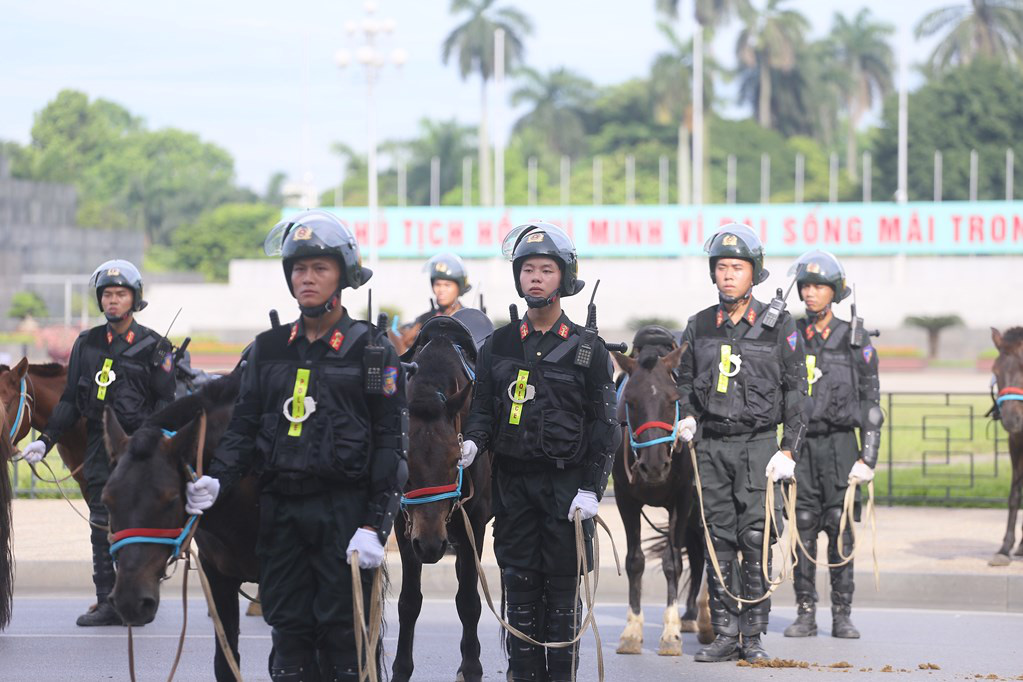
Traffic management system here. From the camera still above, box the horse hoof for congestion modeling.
[658,637,683,656]
[697,627,715,645]
[680,619,698,633]
[989,553,1012,567]
[616,637,643,655]
[246,602,263,617]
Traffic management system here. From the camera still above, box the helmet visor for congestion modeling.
[502,222,575,261]
[264,213,353,257]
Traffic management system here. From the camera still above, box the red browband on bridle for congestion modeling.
[109,527,186,543]
[632,421,676,438]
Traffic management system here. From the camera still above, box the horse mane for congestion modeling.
[1001,327,1023,351]
[146,366,244,434]
[29,363,66,377]
[407,341,460,420]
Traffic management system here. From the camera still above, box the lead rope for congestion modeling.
[458,505,620,681]
[686,441,798,605]
[350,554,383,682]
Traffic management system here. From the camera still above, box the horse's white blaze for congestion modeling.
[651,384,657,396]
[658,602,683,656]
[616,609,644,655]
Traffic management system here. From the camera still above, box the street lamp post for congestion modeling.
[335,1,406,272]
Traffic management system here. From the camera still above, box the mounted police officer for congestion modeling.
[22,260,176,626]
[462,222,619,682]
[676,224,807,662]
[185,210,409,681]
[411,252,471,326]
[784,250,881,640]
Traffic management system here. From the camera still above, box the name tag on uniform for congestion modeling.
[508,370,532,425]
[288,369,312,437]
[806,354,817,396]
[95,358,115,400]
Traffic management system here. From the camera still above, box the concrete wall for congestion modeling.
[142,254,1020,358]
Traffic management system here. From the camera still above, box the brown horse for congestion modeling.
[611,342,712,656]
[101,369,259,682]
[392,331,493,682]
[1,401,15,630]
[0,359,88,496]
[990,327,1023,566]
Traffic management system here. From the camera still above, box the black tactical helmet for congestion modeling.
[423,253,471,296]
[501,221,585,300]
[89,259,147,312]
[264,210,372,293]
[704,223,769,285]
[630,325,677,358]
[789,249,851,302]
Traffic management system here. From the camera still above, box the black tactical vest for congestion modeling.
[488,322,590,468]
[250,321,379,483]
[798,319,860,430]
[690,306,787,435]
[75,326,163,431]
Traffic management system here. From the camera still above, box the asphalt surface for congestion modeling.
[2,597,1021,681]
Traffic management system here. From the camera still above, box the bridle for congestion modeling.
[989,372,1023,421]
[5,376,33,444]
[624,400,680,451]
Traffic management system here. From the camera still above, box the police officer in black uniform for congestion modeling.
[784,250,881,640]
[462,222,619,682]
[676,224,807,662]
[186,210,409,682]
[22,260,176,626]
[410,252,471,327]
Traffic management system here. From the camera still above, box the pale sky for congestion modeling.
[1,0,946,194]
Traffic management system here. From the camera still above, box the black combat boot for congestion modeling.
[544,576,580,682]
[738,529,772,662]
[694,555,741,662]
[831,590,860,639]
[784,596,818,637]
[504,568,546,681]
[77,518,123,627]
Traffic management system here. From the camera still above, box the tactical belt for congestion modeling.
[700,421,775,440]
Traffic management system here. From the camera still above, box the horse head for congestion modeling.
[403,340,473,564]
[102,407,204,626]
[992,327,1023,434]
[614,343,686,487]
[0,359,30,442]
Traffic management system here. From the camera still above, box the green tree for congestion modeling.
[404,118,476,206]
[263,172,288,206]
[735,0,810,130]
[8,292,48,320]
[905,314,964,359]
[872,59,1023,201]
[170,203,278,281]
[511,66,595,158]
[442,0,532,205]
[915,0,1023,72]
[829,9,894,180]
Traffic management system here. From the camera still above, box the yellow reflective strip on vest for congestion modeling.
[508,369,530,425]
[716,345,731,393]
[288,368,312,437]
[806,354,817,396]
[96,358,114,401]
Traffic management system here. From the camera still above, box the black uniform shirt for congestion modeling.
[520,311,574,360]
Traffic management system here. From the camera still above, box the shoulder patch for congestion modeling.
[329,330,344,351]
[557,323,570,339]
[382,366,399,397]
[787,331,798,351]
[862,345,874,363]
[161,353,174,373]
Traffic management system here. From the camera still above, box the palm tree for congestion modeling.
[735,0,810,130]
[915,0,1023,71]
[830,9,894,180]
[442,0,532,206]
[405,118,476,206]
[511,67,594,158]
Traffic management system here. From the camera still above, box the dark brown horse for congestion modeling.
[101,369,259,682]
[0,359,88,496]
[393,333,493,682]
[611,342,712,656]
[990,327,1023,566]
[1,400,15,630]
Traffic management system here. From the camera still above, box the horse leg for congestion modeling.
[615,492,645,655]
[992,446,1023,565]
[392,518,423,682]
[452,515,484,682]
[657,505,684,656]
[204,564,241,682]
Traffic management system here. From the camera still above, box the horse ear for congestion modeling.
[992,328,1003,351]
[613,351,636,375]
[166,412,205,469]
[660,343,686,373]
[103,407,130,464]
[446,382,473,418]
[13,357,28,380]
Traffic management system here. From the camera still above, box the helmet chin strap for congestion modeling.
[807,304,831,323]
[104,311,132,323]
[524,293,558,309]
[298,291,341,318]
[718,286,752,306]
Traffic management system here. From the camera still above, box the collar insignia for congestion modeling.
[329,330,344,351]
[520,322,529,340]
[746,308,757,325]
[557,323,570,339]
[125,330,135,344]
[716,309,724,327]
[288,323,298,345]
[106,331,113,345]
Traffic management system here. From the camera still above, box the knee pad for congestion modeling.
[504,567,542,604]
[544,575,579,607]
[795,510,819,533]
[821,507,844,537]
[737,528,765,554]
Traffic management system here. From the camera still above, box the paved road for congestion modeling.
[2,597,1021,681]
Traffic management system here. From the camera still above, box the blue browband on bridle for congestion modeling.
[625,401,680,450]
[400,465,464,507]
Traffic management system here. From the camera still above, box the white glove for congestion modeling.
[765,451,795,482]
[567,489,599,522]
[677,416,697,443]
[459,439,478,468]
[346,528,386,569]
[849,460,874,484]
[185,475,221,515]
[21,440,47,464]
